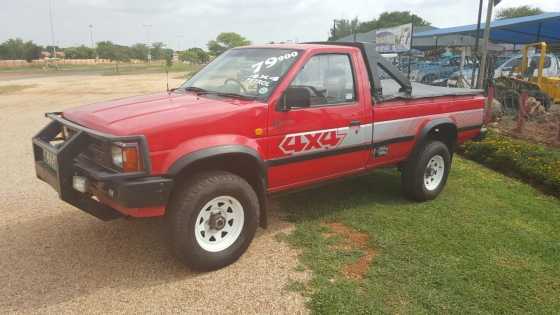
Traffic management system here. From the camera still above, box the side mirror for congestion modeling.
[277,93,291,112]
[278,87,311,111]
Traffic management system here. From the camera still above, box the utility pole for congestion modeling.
[471,0,484,88]
[89,24,98,61]
[176,35,184,51]
[142,24,152,63]
[477,0,495,89]
[88,24,94,48]
[48,0,57,58]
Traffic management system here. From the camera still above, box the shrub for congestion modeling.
[461,131,560,197]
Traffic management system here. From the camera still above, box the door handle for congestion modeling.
[349,120,361,127]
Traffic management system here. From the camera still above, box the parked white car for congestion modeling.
[448,53,560,88]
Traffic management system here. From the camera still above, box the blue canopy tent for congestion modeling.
[414,12,560,44]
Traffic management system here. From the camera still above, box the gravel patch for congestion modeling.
[0,73,309,314]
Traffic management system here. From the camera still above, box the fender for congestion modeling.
[411,117,457,155]
[167,144,267,178]
[167,144,269,228]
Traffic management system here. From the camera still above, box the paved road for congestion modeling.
[0,74,308,314]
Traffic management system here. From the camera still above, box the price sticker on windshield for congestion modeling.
[251,51,299,73]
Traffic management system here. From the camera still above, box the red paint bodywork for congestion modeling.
[63,44,485,217]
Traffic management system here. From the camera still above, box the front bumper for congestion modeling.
[33,113,173,220]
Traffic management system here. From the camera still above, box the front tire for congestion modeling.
[401,140,451,201]
[167,171,259,271]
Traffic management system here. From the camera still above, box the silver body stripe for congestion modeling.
[372,108,483,143]
[277,108,483,157]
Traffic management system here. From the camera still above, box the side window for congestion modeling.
[503,57,521,70]
[289,54,356,107]
[527,56,551,69]
[544,56,551,68]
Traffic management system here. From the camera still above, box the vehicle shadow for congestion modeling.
[272,168,410,221]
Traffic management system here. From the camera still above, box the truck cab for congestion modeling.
[33,42,485,270]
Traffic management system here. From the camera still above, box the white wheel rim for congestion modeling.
[194,196,245,252]
[424,155,445,191]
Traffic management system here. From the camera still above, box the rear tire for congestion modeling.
[167,171,259,271]
[401,140,451,201]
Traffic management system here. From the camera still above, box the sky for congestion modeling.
[1,0,558,50]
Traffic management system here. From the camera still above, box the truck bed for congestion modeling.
[381,79,484,99]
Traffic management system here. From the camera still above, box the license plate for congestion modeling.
[42,149,58,171]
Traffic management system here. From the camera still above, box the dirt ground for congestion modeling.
[0,73,308,314]
[494,103,560,148]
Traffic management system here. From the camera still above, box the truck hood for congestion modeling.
[63,92,257,136]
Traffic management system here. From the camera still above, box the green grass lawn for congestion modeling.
[278,157,560,314]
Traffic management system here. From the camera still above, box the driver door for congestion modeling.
[266,52,370,191]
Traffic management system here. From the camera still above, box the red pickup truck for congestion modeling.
[33,42,485,270]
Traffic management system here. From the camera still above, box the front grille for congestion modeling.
[81,138,117,171]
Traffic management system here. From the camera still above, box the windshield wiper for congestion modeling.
[181,86,257,100]
[182,86,209,94]
[198,91,257,100]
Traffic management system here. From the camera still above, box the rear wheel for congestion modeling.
[401,140,451,201]
[167,171,259,271]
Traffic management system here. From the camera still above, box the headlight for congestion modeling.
[111,145,124,168]
[111,142,142,172]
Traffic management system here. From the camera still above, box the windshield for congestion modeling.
[180,48,301,99]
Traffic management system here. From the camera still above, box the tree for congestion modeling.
[130,43,150,61]
[0,38,43,61]
[329,11,431,41]
[496,5,543,20]
[362,11,430,31]
[63,45,95,59]
[180,47,209,64]
[96,41,131,61]
[96,41,116,60]
[150,42,165,60]
[329,18,360,41]
[162,48,174,67]
[207,32,250,56]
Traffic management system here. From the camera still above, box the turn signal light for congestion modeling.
[111,142,143,172]
[122,146,142,172]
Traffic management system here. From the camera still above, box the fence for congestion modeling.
[0,59,116,68]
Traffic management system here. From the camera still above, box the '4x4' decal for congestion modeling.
[279,128,347,155]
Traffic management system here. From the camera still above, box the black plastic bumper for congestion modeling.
[33,113,173,220]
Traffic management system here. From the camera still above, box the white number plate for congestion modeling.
[42,149,58,171]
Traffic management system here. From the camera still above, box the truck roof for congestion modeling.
[236,43,358,51]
